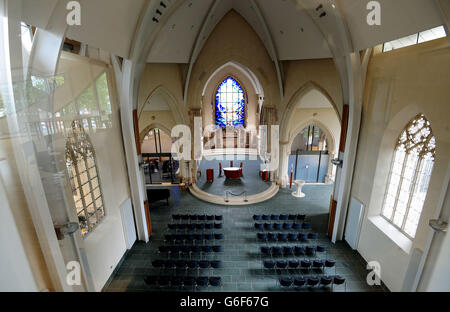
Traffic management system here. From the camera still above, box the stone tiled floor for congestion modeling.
[104,184,388,292]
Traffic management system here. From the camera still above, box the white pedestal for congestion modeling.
[292,180,306,198]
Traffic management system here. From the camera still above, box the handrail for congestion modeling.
[224,190,248,203]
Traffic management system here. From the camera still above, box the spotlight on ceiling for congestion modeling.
[319,12,327,18]
[156,9,162,15]
[152,17,159,23]
[316,4,323,11]
[160,2,167,8]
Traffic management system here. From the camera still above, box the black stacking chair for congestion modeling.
[214,223,223,229]
[190,245,202,258]
[257,232,268,241]
[320,276,333,290]
[189,215,198,222]
[302,222,312,231]
[198,261,210,274]
[268,232,277,241]
[294,276,306,287]
[164,234,175,244]
[152,259,164,269]
[172,214,181,222]
[183,277,196,290]
[169,246,181,258]
[271,246,282,257]
[207,215,215,221]
[264,223,273,231]
[185,234,194,243]
[307,232,319,242]
[174,235,184,245]
[263,260,276,270]
[204,233,214,243]
[325,260,336,275]
[181,215,190,221]
[276,260,288,270]
[298,233,308,242]
[283,246,294,256]
[283,222,293,230]
[209,277,222,288]
[168,224,177,230]
[294,246,305,256]
[181,245,191,256]
[159,276,170,287]
[300,260,312,273]
[293,223,302,230]
[196,223,205,231]
[144,275,158,286]
[178,224,187,232]
[253,215,262,221]
[271,214,279,220]
[288,260,300,269]
[201,245,212,255]
[187,260,199,271]
[210,260,222,274]
[205,223,214,230]
[187,223,196,231]
[212,245,223,254]
[196,276,209,290]
[198,214,206,221]
[279,214,289,221]
[261,246,271,257]
[297,214,306,221]
[214,233,224,240]
[313,259,325,272]
[273,223,282,230]
[175,260,187,271]
[279,277,293,288]
[158,246,169,255]
[278,233,288,242]
[194,233,203,243]
[306,246,316,257]
[215,215,223,221]
[288,233,298,241]
[262,214,270,221]
[288,214,297,221]
[316,245,326,254]
[255,223,264,230]
[332,276,346,292]
[307,276,320,288]
[164,260,175,270]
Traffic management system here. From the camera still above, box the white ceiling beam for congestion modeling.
[249,0,284,104]
[183,0,222,106]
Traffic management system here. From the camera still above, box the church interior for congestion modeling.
[0,0,449,295]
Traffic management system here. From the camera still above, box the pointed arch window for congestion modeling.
[381,114,435,239]
[66,121,105,237]
[215,76,246,127]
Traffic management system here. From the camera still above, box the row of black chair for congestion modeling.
[261,245,326,257]
[253,214,306,221]
[173,214,223,221]
[257,232,318,242]
[152,259,223,270]
[164,233,224,244]
[254,222,312,231]
[279,275,346,291]
[263,259,336,272]
[168,223,223,230]
[159,245,223,254]
[144,275,222,288]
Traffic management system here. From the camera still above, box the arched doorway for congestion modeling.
[141,128,179,185]
[288,124,334,183]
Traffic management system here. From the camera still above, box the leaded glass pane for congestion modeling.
[215,77,245,127]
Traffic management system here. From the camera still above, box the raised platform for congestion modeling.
[189,182,279,206]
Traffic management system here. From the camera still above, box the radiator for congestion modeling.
[119,198,136,249]
[344,197,365,249]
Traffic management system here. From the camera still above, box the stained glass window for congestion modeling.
[215,76,245,127]
[381,114,435,239]
[66,120,105,237]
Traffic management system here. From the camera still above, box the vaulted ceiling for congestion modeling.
[21,0,445,62]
